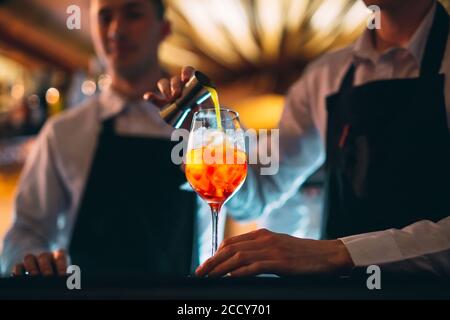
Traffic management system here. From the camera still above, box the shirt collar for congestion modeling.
[352,2,437,66]
[98,85,161,120]
[98,85,128,120]
[97,84,172,135]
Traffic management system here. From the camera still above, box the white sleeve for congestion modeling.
[341,216,450,276]
[226,74,325,221]
[1,120,69,275]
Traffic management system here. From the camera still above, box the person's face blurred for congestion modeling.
[90,0,169,79]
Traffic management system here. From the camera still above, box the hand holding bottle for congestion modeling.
[143,66,195,107]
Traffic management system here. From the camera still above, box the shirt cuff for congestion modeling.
[340,230,404,267]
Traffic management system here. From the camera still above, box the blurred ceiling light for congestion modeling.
[46,88,60,105]
[11,83,25,100]
[255,0,284,62]
[172,0,243,67]
[81,80,97,96]
[162,0,370,81]
[159,42,202,68]
[209,0,260,63]
[285,0,309,32]
[342,0,370,33]
[311,0,346,32]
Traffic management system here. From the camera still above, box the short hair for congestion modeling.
[90,0,166,20]
[151,0,165,20]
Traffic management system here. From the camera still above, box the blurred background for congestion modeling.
[1,0,449,252]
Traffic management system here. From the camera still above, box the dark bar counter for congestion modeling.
[1,272,449,300]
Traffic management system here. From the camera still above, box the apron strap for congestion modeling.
[102,118,115,135]
[337,64,356,94]
[420,2,449,76]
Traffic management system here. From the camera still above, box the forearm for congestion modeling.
[340,217,450,276]
[2,120,69,275]
[227,128,324,221]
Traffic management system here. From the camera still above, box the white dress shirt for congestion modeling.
[0,87,225,275]
[228,3,450,276]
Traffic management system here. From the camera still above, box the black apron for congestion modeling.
[69,116,197,276]
[323,3,450,239]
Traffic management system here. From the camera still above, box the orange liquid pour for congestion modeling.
[185,146,247,206]
[205,86,222,130]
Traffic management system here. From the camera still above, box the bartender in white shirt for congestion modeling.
[191,0,450,277]
[1,0,219,277]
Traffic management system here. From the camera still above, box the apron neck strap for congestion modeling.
[338,64,356,94]
[420,2,449,76]
[102,117,117,136]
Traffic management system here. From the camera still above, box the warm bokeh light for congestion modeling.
[97,74,112,92]
[0,171,19,253]
[10,83,25,100]
[81,80,97,96]
[45,87,60,105]
[233,94,285,129]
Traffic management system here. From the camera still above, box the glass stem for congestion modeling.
[210,205,221,256]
